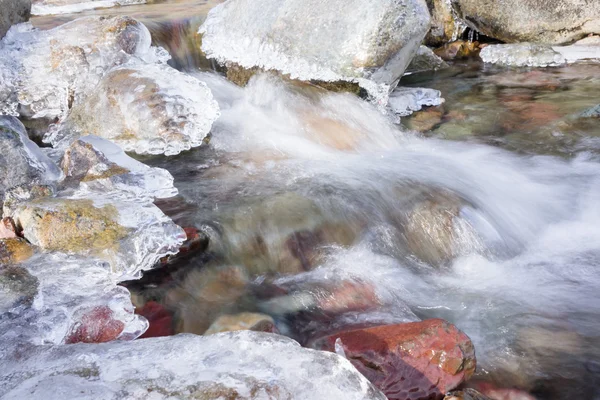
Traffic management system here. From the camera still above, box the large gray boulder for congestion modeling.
[200,0,431,103]
[453,0,600,44]
[0,0,31,39]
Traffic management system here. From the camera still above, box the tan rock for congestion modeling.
[204,312,274,335]
[0,238,34,264]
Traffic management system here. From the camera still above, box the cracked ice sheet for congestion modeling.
[32,0,147,16]
[0,331,387,400]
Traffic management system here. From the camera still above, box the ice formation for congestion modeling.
[0,331,386,399]
[62,136,178,200]
[47,64,220,156]
[32,0,146,16]
[200,0,431,105]
[388,87,444,116]
[480,42,600,67]
[0,17,152,121]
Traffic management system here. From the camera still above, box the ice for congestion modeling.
[32,0,146,16]
[388,86,444,116]
[0,331,386,399]
[0,253,147,346]
[46,63,220,156]
[480,42,600,67]
[0,17,152,121]
[65,136,178,201]
[0,116,62,202]
[199,0,430,105]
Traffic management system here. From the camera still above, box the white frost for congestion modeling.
[32,0,146,16]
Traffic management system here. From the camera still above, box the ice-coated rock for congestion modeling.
[480,43,566,67]
[0,16,152,122]
[48,64,220,156]
[60,136,177,200]
[405,45,449,74]
[0,331,387,399]
[32,0,145,16]
[200,0,431,104]
[0,265,38,312]
[452,0,600,45]
[0,0,31,39]
[0,116,61,206]
[0,253,147,346]
[480,43,600,67]
[389,87,444,116]
[10,196,185,278]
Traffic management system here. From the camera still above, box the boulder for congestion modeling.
[453,0,600,45]
[204,312,275,335]
[200,0,431,103]
[49,64,219,156]
[314,319,476,400]
[0,117,60,207]
[0,0,31,39]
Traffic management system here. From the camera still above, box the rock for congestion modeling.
[1,331,387,399]
[31,0,145,16]
[159,226,209,265]
[0,16,153,123]
[200,0,431,103]
[314,319,476,400]
[0,217,17,239]
[136,301,174,338]
[452,0,600,45]
[406,46,449,74]
[473,383,537,400]
[0,0,31,39]
[445,389,493,400]
[0,116,61,206]
[12,198,128,254]
[65,305,126,344]
[0,238,34,265]
[166,265,249,335]
[434,40,479,61]
[425,0,463,46]
[59,136,177,200]
[204,312,275,335]
[389,87,444,117]
[0,265,38,311]
[2,184,54,219]
[49,64,219,156]
[404,108,444,132]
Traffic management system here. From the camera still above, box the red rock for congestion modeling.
[315,319,476,400]
[136,301,174,338]
[65,306,125,344]
[474,383,537,400]
[0,217,17,239]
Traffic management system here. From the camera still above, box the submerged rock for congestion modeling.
[314,319,476,400]
[1,331,387,399]
[0,16,152,122]
[200,0,431,104]
[204,312,275,335]
[452,0,600,45]
[0,0,31,39]
[64,305,125,344]
[136,301,174,338]
[49,64,219,156]
[0,116,61,206]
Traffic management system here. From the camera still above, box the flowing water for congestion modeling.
[33,3,600,399]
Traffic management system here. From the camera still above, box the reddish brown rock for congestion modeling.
[315,319,476,400]
[0,217,17,239]
[136,301,174,339]
[65,306,125,344]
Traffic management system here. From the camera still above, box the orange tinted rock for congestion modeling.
[315,319,476,400]
[65,306,125,344]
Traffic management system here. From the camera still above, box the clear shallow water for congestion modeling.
[36,3,600,399]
